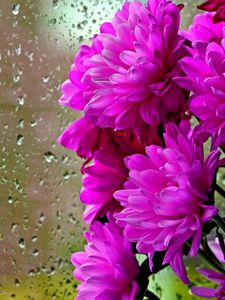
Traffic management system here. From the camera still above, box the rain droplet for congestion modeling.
[63,170,70,180]
[32,249,39,257]
[30,120,37,127]
[8,195,14,204]
[52,0,59,9]
[15,45,22,56]
[39,212,46,222]
[19,119,24,128]
[17,95,24,105]
[12,4,20,15]
[15,278,20,287]
[42,75,50,83]
[18,237,25,249]
[11,223,19,233]
[44,151,56,163]
[17,134,24,145]
[31,235,38,242]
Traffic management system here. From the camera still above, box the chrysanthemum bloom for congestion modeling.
[198,0,225,23]
[81,146,128,223]
[114,123,221,283]
[57,116,106,159]
[71,219,139,300]
[80,125,163,223]
[59,0,189,131]
[182,12,225,43]
[192,268,225,299]
[176,38,225,147]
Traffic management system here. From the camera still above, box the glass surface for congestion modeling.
[0,0,216,299]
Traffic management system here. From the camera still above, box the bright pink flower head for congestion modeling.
[57,116,106,159]
[192,268,225,299]
[81,146,128,224]
[80,125,163,223]
[71,219,139,300]
[198,0,225,23]
[114,123,221,284]
[176,37,225,147]
[59,0,189,130]
[182,12,225,43]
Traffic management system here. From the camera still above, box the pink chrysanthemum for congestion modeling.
[114,123,221,283]
[198,0,225,23]
[80,125,163,223]
[182,12,225,43]
[176,37,225,147]
[81,146,128,224]
[59,0,189,130]
[71,219,139,300]
[192,268,225,299]
[57,116,106,159]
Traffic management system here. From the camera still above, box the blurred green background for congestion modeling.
[0,0,216,299]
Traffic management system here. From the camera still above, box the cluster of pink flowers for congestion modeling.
[58,0,225,299]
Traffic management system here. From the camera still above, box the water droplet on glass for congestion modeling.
[15,278,20,287]
[18,237,25,249]
[8,195,14,204]
[19,119,24,128]
[17,134,24,145]
[42,75,50,83]
[32,249,39,257]
[63,170,70,180]
[12,4,20,15]
[17,95,24,105]
[44,151,56,163]
[30,120,37,127]
[11,223,19,233]
[15,45,22,56]
[31,236,38,242]
[53,0,59,9]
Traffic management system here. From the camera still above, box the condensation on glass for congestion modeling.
[0,0,221,299]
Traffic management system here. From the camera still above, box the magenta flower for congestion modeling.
[57,116,106,159]
[80,125,163,223]
[192,268,225,299]
[71,219,139,300]
[59,0,189,130]
[182,12,225,44]
[81,146,128,224]
[198,0,225,23]
[176,38,225,147]
[114,123,221,283]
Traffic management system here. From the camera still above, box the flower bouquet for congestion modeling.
[58,0,225,298]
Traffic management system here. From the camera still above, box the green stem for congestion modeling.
[198,247,225,274]
[215,184,225,198]
[213,215,225,235]
[186,240,225,274]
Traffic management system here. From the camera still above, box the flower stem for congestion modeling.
[215,184,225,198]
[186,240,225,274]
[213,215,225,235]
[198,247,225,274]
